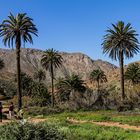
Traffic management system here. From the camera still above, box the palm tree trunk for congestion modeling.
[119,51,125,100]
[51,62,54,107]
[16,32,22,110]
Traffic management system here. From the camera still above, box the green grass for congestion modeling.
[64,123,140,140]
[40,110,140,126]
[34,111,140,140]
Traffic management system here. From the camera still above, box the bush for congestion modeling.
[117,104,134,112]
[11,95,50,108]
[0,122,65,140]
[11,96,33,108]
[0,79,16,98]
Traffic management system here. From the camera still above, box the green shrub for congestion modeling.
[0,122,65,140]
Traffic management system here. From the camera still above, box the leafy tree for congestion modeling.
[90,68,107,94]
[34,69,46,83]
[41,48,63,107]
[0,80,16,98]
[56,74,86,101]
[102,21,139,100]
[14,73,50,106]
[125,63,140,85]
[31,82,51,106]
[0,13,38,110]
[20,73,33,95]
[15,72,33,96]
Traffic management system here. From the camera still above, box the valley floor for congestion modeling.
[1,110,140,139]
[31,111,140,140]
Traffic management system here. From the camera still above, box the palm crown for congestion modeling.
[41,48,63,73]
[56,74,86,101]
[102,21,139,60]
[0,13,38,47]
[34,69,46,82]
[56,74,86,93]
[125,63,140,84]
[90,68,107,94]
[90,69,107,83]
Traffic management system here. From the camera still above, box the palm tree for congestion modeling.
[41,48,63,107]
[0,13,38,110]
[34,69,46,83]
[90,68,107,94]
[102,21,139,100]
[56,74,86,101]
[125,63,140,85]
[0,59,4,70]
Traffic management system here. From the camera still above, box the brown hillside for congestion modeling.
[0,48,118,83]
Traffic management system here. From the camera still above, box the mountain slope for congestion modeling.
[0,48,118,82]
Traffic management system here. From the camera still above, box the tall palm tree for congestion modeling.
[0,13,38,110]
[41,48,63,107]
[90,68,107,94]
[102,21,139,100]
[34,69,46,83]
[0,59,4,70]
[56,74,86,101]
[125,63,140,85]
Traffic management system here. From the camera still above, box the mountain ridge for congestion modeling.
[0,48,118,82]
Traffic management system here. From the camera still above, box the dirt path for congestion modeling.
[28,118,47,123]
[67,118,140,131]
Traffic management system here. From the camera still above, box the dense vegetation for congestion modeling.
[0,122,65,140]
[0,14,140,111]
[0,13,140,140]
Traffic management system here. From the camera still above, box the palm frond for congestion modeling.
[102,21,140,60]
[0,12,38,48]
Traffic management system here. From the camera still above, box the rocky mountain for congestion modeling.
[0,48,118,82]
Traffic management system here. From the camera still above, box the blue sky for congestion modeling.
[0,0,140,66]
